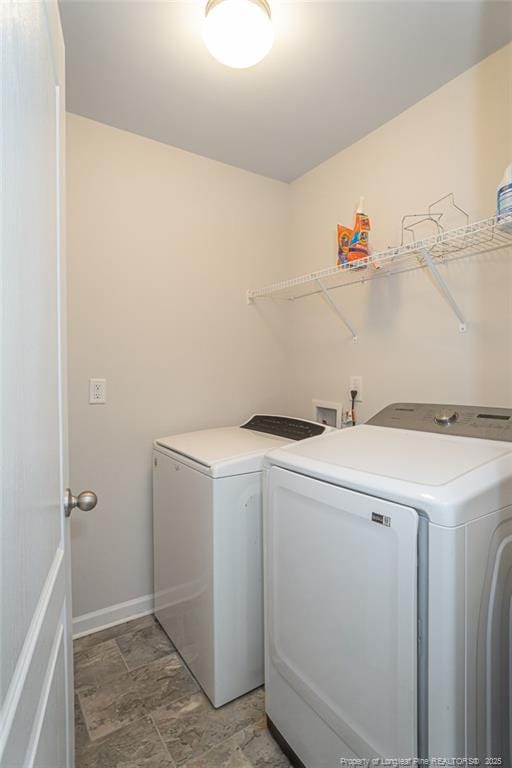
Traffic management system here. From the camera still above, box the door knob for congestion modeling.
[64,488,98,517]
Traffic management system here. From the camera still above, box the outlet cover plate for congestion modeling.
[89,378,106,404]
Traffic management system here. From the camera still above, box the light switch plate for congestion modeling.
[89,378,106,404]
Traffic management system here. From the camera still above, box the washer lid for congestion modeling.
[265,425,512,526]
[155,415,328,477]
[155,427,285,475]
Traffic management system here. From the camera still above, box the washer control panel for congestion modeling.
[367,402,512,442]
[241,414,326,441]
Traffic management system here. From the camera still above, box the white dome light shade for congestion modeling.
[203,0,274,69]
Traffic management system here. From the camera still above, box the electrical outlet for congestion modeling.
[89,378,106,404]
[349,376,363,402]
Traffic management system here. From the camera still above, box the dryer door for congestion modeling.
[265,466,419,762]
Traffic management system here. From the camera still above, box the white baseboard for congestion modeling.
[72,593,154,639]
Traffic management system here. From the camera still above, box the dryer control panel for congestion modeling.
[367,402,512,442]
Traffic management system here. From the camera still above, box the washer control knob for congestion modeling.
[434,411,458,427]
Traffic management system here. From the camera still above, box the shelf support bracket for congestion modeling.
[419,247,467,333]
[316,279,357,341]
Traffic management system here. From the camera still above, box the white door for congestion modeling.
[1,3,75,766]
[265,466,419,761]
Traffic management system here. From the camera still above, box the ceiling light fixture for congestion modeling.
[203,0,274,69]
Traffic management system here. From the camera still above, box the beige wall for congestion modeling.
[68,43,512,623]
[284,42,512,425]
[67,114,291,620]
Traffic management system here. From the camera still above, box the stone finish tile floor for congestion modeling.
[75,616,290,768]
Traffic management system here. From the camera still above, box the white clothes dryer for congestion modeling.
[264,402,512,767]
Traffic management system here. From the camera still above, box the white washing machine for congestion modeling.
[264,402,512,767]
[153,414,329,708]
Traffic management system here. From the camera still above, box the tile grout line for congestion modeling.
[115,643,179,675]
[73,616,162,664]
[149,713,177,768]
[159,699,266,768]
[73,618,276,766]
[76,713,163,760]
[74,615,157,654]
[73,639,132,695]
[127,650,180,676]
[82,686,141,743]
[178,722,255,768]
[75,691,96,747]
[150,687,205,726]
[72,617,173,758]
[74,654,197,745]
[114,636,132,672]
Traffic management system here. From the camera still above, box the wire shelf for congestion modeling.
[247,214,512,303]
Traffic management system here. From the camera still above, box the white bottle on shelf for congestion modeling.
[497,163,512,226]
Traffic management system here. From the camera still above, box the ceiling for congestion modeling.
[61,0,512,182]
